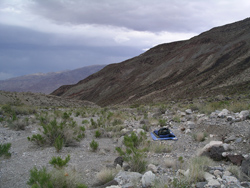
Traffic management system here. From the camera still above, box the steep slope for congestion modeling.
[0,65,106,94]
[52,18,250,106]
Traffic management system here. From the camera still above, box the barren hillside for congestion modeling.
[52,18,250,106]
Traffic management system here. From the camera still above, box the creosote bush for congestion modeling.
[0,143,11,158]
[49,155,70,168]
[116,132,147,173]
[90,139,99,152]
[27,155,87,188]
[28,115,86,151]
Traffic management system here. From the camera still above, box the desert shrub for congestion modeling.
[27,157,87,188]
[62,112,71,120]
[96,168,117,185]
[90,118,98,129]
[0,143,11,158]
[227,165,242,180]
[116,132,147,173]
[112,118,123,126]
[95,130,101,138]
[27,134,46,146]
[228,101,250,113]
[152,143,172,153]
[49,155,70,169]
[171,177,191,188]
[173,115,181,123]
[54,136,64,152]
[158,119,167,127]
[193,132,207,142]
[1,104,12,114]
[164,158,176,168]
[51,168,87,188]
[90,139,99,152]
[28,118,86,150]
[187,156,213,183]
[82,119,89,124]
[8,118,29,130]
[27,166,54,188]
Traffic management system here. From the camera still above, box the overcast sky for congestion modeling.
[0,0,249,80]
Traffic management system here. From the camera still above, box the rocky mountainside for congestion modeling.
[52,18,250,106]
[0,65,106,94]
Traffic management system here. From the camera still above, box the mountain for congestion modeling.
[0,65,106,94]
[52,18,250,106]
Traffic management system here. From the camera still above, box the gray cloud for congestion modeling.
[30,0,250,33]
[0,0,249,80]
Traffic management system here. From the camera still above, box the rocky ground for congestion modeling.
[0,92,250,188]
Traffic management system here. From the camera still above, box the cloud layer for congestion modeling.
[0,0,249,79]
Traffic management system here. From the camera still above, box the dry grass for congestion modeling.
[187,156,214,183]
[164,158,176,168]
[193,132,207,142]
[227,165,242,180]
[96,168,117,185]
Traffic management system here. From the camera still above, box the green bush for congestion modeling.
[116,132,147,173]
[0,143,11,158]
[27,166,54,188]
[95,130,101,138]
[28,118,86,150]
[49,155,70,169]
[90,139,99,152]
[158,119,167,127]
[54,136,64,152]
[27,134,46,146]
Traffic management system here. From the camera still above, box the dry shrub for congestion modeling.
[51,168,86,188]
[164,158,176,168]
[227,165,242,180]
[187,156,214,183]
[193,132,207,142]
[96,168,117,185]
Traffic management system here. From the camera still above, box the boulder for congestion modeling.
[241,157,250,176]
[199,141,223,155]
[202,146,226,161]
[114,171,142,188]
[141,171,156,188]
[227,154,244,166]
[239,110,249,120]
[186,121,196,129]
[218,109,230,118]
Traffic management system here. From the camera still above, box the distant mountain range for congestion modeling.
[0,65,106,94]
[52,18,250,106]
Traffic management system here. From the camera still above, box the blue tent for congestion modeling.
[151,127,177,141]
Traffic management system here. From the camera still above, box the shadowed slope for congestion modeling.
[52,18,250,106]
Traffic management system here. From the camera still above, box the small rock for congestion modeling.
[196,182,207,188]
[214,170,222,177]
[114,156,124,167]
[185,109,193,114]
[224,135,237,143]
[222,175,240,185]
[241,157,250,176]
[148,164,157,174]
[207,179,221,187]
[227,154,244,166]
[204,172,215,181]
